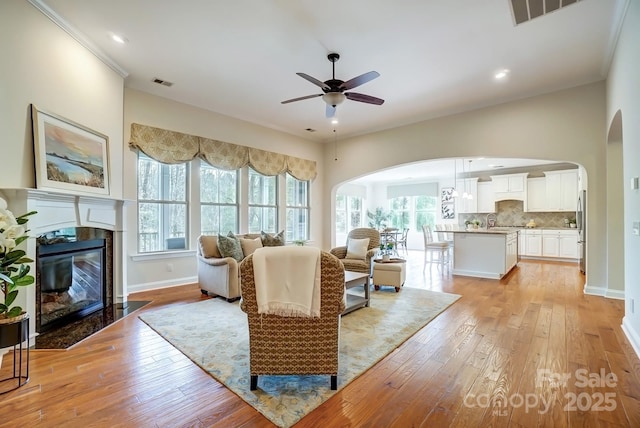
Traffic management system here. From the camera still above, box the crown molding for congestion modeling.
[600,0,630,77]
[27,0,129,78]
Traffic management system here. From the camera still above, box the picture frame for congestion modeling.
[31,105,110,196]
[441,187,455,219]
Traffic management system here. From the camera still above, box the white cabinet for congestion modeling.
[544,170,578,212]
[542,232,559,257]
[558,231,579,259]
[518,231,524,256]
[455,178,478,213]
[492,174,525,193]
[505,232,518,272]
[522,229,542,257]
[520,229,578,259]
[476,181,495,213]
[541,229,579,259]
[526,178,547,212]
[491,173,528,206]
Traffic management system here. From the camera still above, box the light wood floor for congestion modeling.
[1,251,639,427]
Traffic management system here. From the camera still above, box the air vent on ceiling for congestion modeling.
[152,77,173,87]
[305,128,316,132]
[510,0,580,25]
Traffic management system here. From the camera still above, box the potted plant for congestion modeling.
[0,197,36,323]
[367,207,390,230]
[379,241,394,261]
[569,217,577,228]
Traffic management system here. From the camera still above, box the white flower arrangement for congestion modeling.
[0,197,36,319]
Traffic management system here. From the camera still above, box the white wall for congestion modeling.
[324,82,609,293]
[607,0,640,356]
[0,1,125,320]
[0,0,124,194]
[123,89,324,291]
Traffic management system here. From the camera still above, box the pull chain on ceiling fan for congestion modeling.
[281,53,384,118]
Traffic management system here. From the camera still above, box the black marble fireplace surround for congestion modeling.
[35,227,114,348]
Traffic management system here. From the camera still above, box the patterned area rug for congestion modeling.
[139,287,460,427]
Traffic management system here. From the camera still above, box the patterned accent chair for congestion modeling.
[240,251,346,390]
[330,228,381,274]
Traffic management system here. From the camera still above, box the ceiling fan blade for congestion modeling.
[340,71,380,91]
[345,92,385,105]
[297,73,331,90]
[281,93,323,104]
[326,104,336,118]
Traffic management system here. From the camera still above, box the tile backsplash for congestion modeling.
[459,200,576,228]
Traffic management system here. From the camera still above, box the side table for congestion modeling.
[0,315,30,394]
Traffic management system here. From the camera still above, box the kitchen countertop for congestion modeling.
[450,228,521,234]
[450,227,578,234]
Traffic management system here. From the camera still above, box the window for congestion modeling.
[285,173,309,241]
[415,195,437,230]
[336,195,363,234]
[389,197,410,229]
[200,163,238,235]
[248,168,277,233]
[137,153,187,252]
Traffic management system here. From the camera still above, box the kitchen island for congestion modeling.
[450,228,520,279]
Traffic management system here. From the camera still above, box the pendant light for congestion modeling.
[462,159,469,199]
[451,159,459,198]
[466,160,473,200]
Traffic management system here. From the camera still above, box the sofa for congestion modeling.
[197,231,284,301]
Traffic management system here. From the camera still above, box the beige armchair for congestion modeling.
[330,227,380,274]
[240,250,346,390]
[197,234,262,301]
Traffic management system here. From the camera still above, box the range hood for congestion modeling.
[494,194,525,202]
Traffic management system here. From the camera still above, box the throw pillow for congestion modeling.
[199,235,221,258]
[217,232,244,262]
[240,236,263,257]
[261,230,285,247]
[346,237,370,260]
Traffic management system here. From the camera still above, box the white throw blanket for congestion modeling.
[252,246,321,317]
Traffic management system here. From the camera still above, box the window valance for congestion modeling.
[129,123,317,180]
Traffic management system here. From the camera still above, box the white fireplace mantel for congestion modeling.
[0,188,131,339]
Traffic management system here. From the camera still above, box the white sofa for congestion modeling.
[197,233,263,301]
[197,231,285,302]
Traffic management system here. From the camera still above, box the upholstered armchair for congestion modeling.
[197,233,263,301]
[239,250,346,390]
[330,227,381,274]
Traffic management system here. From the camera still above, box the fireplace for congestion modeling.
[35,227,114,334]
[0,188,128,340]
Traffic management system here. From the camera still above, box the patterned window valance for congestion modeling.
[129,123,317,180]
[129,123,199,164]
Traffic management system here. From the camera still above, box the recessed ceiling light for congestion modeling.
[331,119,339,125]
[494,69,510,80]
[111,33,128,44]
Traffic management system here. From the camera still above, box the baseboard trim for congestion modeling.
[622,316,640,360]
[605,289,625,300]
[584,283,607,296]
[127,276,198,294]
[583,283,625,300]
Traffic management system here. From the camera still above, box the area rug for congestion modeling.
[139,287,460,427]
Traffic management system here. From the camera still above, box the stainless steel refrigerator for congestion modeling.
[577,190,586,274]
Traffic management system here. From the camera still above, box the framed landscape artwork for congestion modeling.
[31,105,110,195]
[441,187,455,219]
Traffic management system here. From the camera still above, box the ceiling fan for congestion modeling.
[281,53,384,118]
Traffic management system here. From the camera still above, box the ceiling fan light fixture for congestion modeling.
[322,92,346,106]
